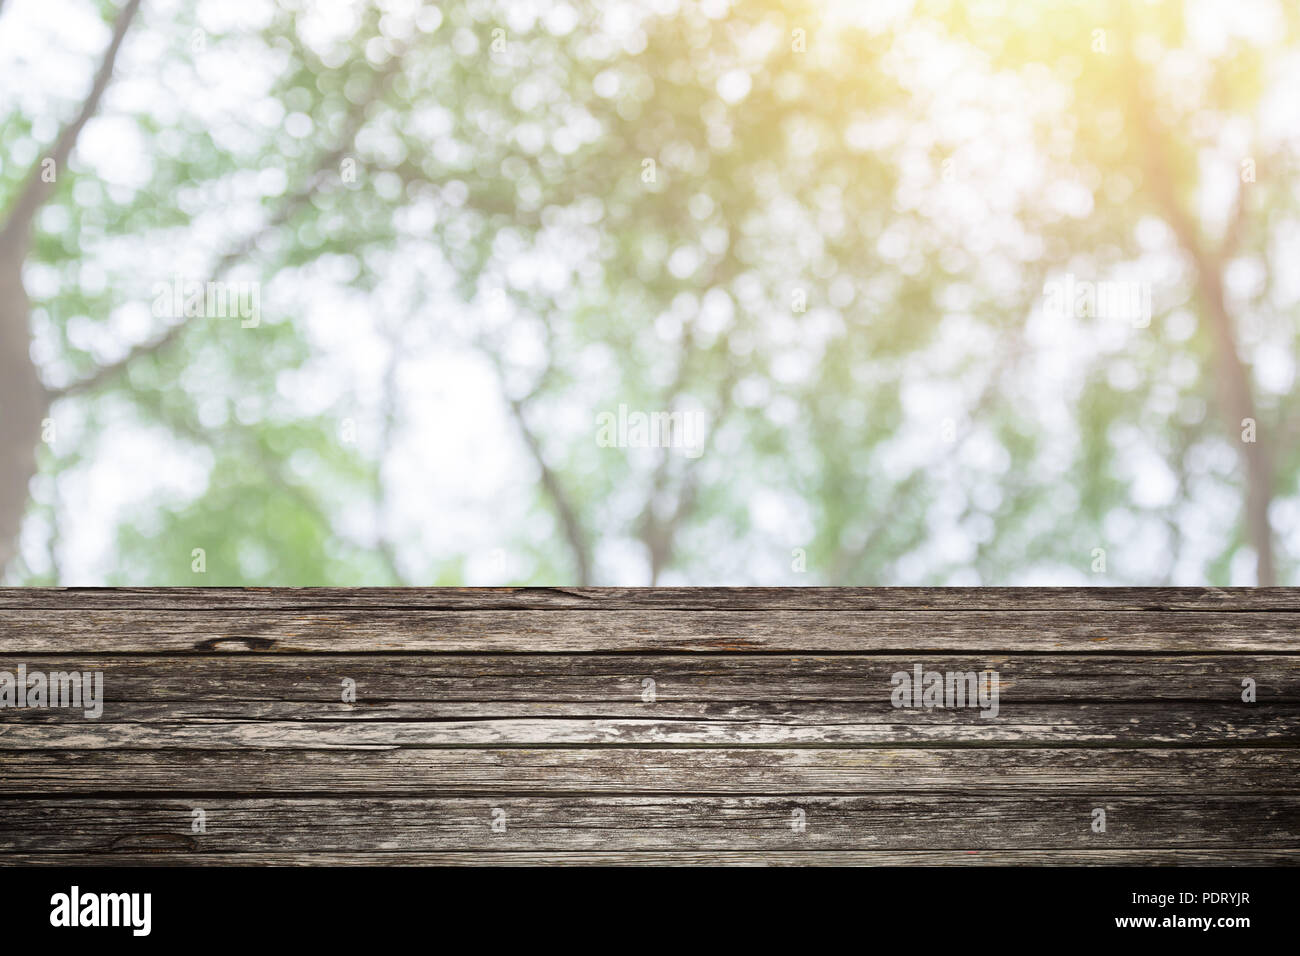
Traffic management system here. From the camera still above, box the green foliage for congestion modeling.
[3,0,1296,585]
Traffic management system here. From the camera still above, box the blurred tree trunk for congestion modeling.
[1118,16,1278,586]
[0,237,44,577]
[0,0,142,578]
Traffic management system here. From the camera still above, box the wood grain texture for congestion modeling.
[3,609,1300,652]
[5,653,1297,699]
[4,654,1294,744]
[4,748,1298,793]
[1,588,1297,866]
[4,706,1296,745]
[8,850,1297,866]
[2,797,1297,851]
[2,586,1297,610]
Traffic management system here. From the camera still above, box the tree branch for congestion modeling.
[49,50,403,402]
[504,390,593,586]
[830,316,1030,585]
[1124,73,1276,585]
[50,182,312,400]
[0,0,144,247]
[373,321,407,585]
[1221,175,1250,262]
[480,342,593,584]
[637,330,737,585]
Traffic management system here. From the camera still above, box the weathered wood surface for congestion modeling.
[2,586,1297,610]
[5,609,1300,651]
[6,748,1300,792]
[1,588,1297,866]
[4,797,1300,851]
[4,654,1296,744]
[7,850,1297,866]
[5,706,1297,744]
[5,654,1298,700]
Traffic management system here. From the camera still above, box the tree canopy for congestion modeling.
[1,0,1297,586]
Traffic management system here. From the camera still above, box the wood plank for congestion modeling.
[2,748,1295,794]
[5,654,1296,701]
[1,796,1295,851]
[3,586,1298,611]
[6,849,1294,866]
[4,609,1300,652]
[3,588,1296,868]
[5,654,1292,743]
[5,704,1297,745]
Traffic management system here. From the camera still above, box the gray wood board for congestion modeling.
[1,588,1297,865]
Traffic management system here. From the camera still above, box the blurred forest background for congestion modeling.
[1,0,1297,586]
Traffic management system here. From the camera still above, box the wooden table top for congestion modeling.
[2,587,1297,866]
